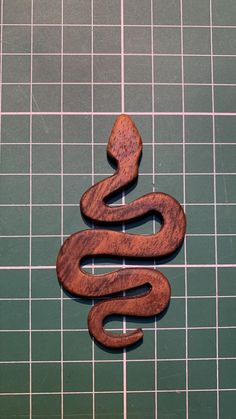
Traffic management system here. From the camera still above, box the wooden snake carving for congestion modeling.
[56,114,186,349]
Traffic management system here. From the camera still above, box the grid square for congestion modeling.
[0,176,29,204]
[63,331,92,361]
[189,360,216,389]
[63,298,92,329]
[33,27,61,53]
[31,269,60,298]
[186,175,214,203]
[64,27,91,53]
[219,329,236,358]
[126,330,155,360]
[0,396,29,418]
[31,237,60,266]
[94,55,121,83]
[32,206,61,235]
[0,270,29,299]
[156,174,183,203]
[33,55,61,83]
[215,115,236,143]
[0,144,29,175]
[32,363,61,392]
[183,0,210,25]
[64,362,92,392]
[187,267,216,296]
[63,206,86,235]
[32,332,61,361]
[218,236,236,264]
[186,144,213,173]
[187,236,215,264]
[155,86,182,112]
[186,205,214,234]
[0,364,29,393]
[94,27,120,53]
[63,85,91,112]
[32,395,61,418]
[3,0,31,23]
[3,26,31,53]
[31,300,61,330]
[213,0,236,25]
[32,115,61,142]
[189,392,217,419]
[188,329,216,358]
[3,55,31,83]
[0,332,29,361]
[32,175,61,204]
[1,115,30,143]
[213,28,236,55]
[155,116,183,143]
[95,394,123,419]
[127,361,155,391]
[125,85,152,113]
[217,206,236,234]
[0,206,29,235]
[188,297,216,327]
[95,362,123,391]
[154,0,180,25]
[157,361,186,390]
[94,0,120,24]
[32,144,61,173]
[214,57,236,85]
[124,0,151,24]
[185,86,212,113]
[218,267,236,296]
[216,175,236,203]
[64,145,92,173]
[220,392,236,419]
[63,0,91,24]
[32,84,61,112]
[2,85,30,112]
[63,115,91,142]
[216,145,236,173]
[219,360,236,389]
[183,28,210,54]
[185,116,213,143]
[184,56,211,84]
[124,56,152,83]
[33,0,61,23]
[0,238,29,267]
[94,85,121,112]
[63,175,91,204]
[155,144,183,173]
[153,27,181,54]
[124,27,151,54]
[157,330,185,359]
[157,393,186,419]
[219,297,236,326]
[64,394,92,418]
[63,55,91,82]
[157,299,185,328]
[154,56,181,83]
[0,301,29,330]
[215,86,236,113]
[127,393,155,419]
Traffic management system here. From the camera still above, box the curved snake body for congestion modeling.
[56,115,186,348]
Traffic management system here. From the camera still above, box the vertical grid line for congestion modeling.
[180,1,188,418]
[121,1,127,418]
[91,1,95,418]
[150,1,158,418]
[29,0,34,417]
[209,2,219,417]
[60,1,64,417]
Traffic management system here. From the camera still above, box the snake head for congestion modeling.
[107,114,142,166]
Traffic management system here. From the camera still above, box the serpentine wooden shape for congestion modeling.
[56,114,186,349]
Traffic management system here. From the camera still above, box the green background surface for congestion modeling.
[0,0,236,418]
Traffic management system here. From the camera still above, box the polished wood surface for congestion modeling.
[57,114,186,348]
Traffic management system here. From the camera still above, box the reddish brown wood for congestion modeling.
[56,114,186,349]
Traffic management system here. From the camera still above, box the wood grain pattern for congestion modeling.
[56,114,186,348]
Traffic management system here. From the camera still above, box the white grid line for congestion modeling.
[29,1,33,417]
[210,2,220,418]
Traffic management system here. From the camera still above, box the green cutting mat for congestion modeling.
[0,0,236,418]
